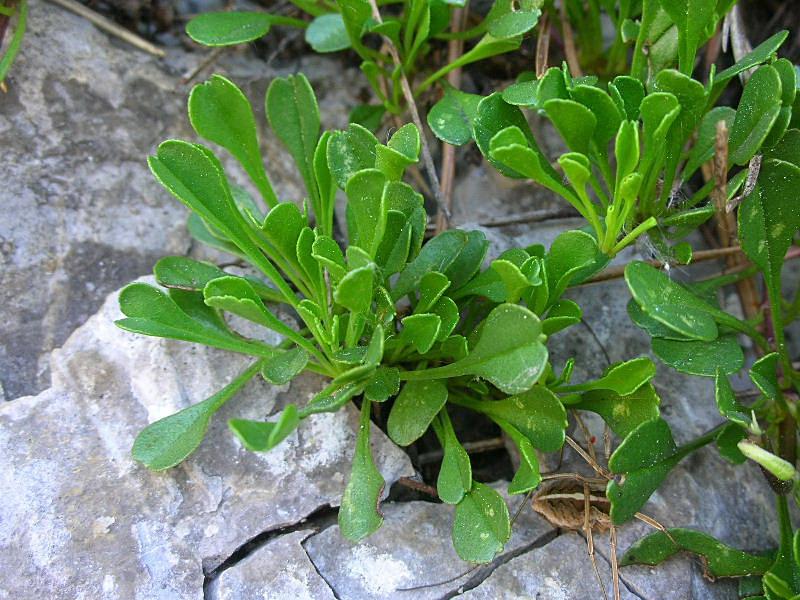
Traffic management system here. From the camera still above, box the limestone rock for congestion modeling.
[206,530,336,600]
[460,533,638,599]
[304,490,556,599]
[0,0,366,399]
[0,284,413,598]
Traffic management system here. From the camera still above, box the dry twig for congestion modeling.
[45,0,165,57]
[435,5,469,233]
[535,11,551,78]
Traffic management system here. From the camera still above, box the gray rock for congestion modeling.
[460,533,638,599]
[207,530,336,600]
[0,0,191,399]
[0,283,413,599]
[0,0,367,400]
[303,489,556,599]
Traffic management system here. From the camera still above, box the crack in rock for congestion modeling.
[302,487,558,600]
[203,504,339,584]
[442,528,561,599]
[204,529,339,600]
[0,282,412,599]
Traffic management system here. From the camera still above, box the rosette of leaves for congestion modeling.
[184,0,541,125]
[428,31,793,266]
[117,70,676,563]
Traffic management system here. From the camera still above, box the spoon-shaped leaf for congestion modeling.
[546,230,607,300]
[262,202,307,267]
[148,140,293,301]
[189,75,276,207]
[543,99,597,154]
[609,75,645,120]
[621,528,773,577]
[132,360,262,469]
[541,299,582,336]
[305,13,351,52]
[739,158,800,301]
[116,283,276,357]
[495,419,542,495]
[364,367,400,403]
[474,92,539,178]
[399,314,442,354]
[452,482,511,562]
[433,412,472,504]
[559,357,656,396]
[572,383,661,439]
[387,380,448,446]
[729,65,783,165]
[625,261,720,341]
[393,230,469,299]
[203,276,305,347]
[345,169,387,255]
[339,400,385,541]
[427,83,482,146]
[486,0,540,38]
[334,266,374,314]
[652,336,744,376]
[607,417,694,524]
[417,271,451,313]
[712,30,788,95]
[571,84,623,147]
[442,230,489,291]
[186,12,273,46]
[459,386,567,452]
[402,304,548,395]
[327,123,379,189]
[154,256,284,304]
[266,74,321,204]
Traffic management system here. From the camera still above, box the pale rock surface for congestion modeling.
[460,533,638,600]
[304,491,556,599]
[0,284,412,598]
[206,530,336,600]
[0,0,365,399]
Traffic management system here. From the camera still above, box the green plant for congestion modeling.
[118,70,679,563]
[426,2,800,593]
[116,0,800,592]
[430,30,795,260]
[183,0,542,124]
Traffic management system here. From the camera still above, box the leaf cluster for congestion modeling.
[118,0,800,589]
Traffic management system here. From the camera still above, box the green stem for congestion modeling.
[210,359,264,411]
[268,15,310,28]
[777,494,794,562]
[0,0,27,83]
[433,22,486,41]
[767,284,794,383]
[695,265,760,291]
[399,363,463,382]
[676,422,725,457]
[610,217,658,255]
